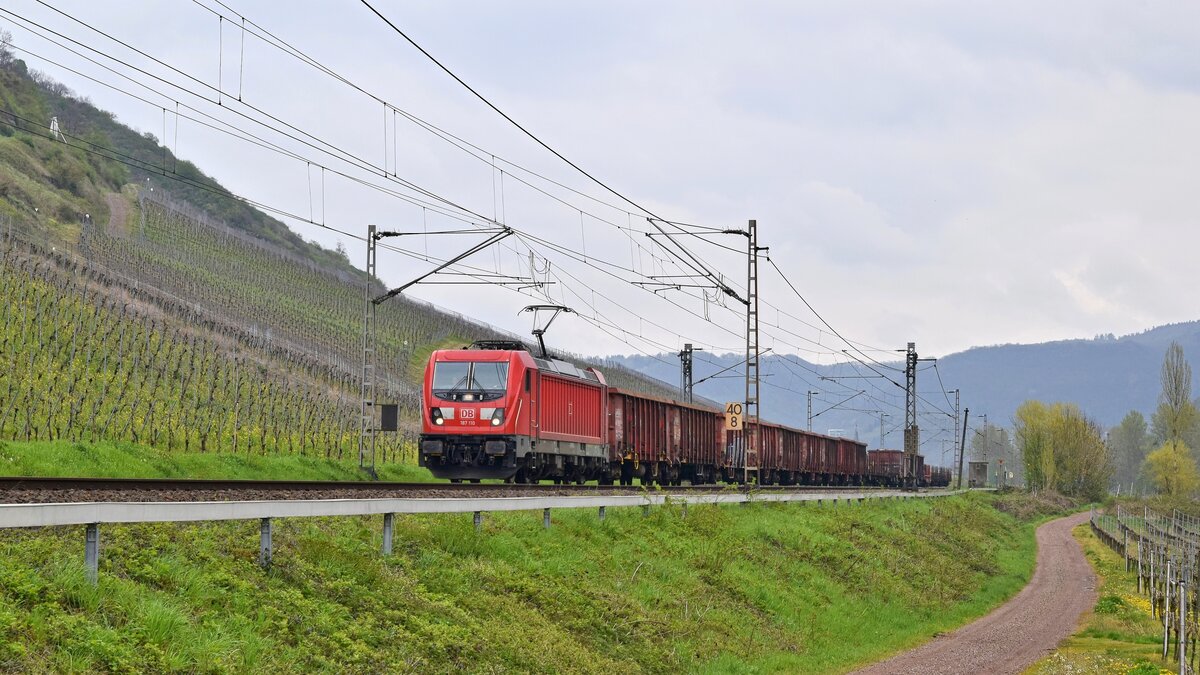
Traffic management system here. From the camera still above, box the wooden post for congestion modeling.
[1180,580,1187,675]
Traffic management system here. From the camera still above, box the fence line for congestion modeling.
[1091,504,1200,674]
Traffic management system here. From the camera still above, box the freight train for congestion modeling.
[418,341,952,488]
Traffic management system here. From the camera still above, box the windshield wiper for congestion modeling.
[443,373,472,399]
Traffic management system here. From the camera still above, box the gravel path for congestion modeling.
[105,192,130,236]
[854,511,1096,675]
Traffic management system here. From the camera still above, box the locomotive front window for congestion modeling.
[432,362,471,392]
[471,363,508,391]
[432,361,509,401]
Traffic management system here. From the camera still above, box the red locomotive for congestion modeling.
[419,340,950,487]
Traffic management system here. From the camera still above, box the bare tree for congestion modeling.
[0,30,14,69]
[1152,342,1199,445]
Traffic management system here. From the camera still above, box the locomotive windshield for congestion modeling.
[432,361,509,401]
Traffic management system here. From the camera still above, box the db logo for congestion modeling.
[460,408,476,419]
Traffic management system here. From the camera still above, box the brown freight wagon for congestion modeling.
[607,388,724,485]
[868,449,903,486]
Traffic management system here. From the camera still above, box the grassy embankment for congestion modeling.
[0,484,1059,674]
[0,439,434,482]
[1028,523,1176,675]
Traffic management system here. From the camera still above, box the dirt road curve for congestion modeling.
[854,511,1095,675]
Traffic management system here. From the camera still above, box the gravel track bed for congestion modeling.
[0,487,666,504]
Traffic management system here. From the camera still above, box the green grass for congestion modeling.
[0,493,1055,673]
[1027,524,1173,674]
[0,439,435,482]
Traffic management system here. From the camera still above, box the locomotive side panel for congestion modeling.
[537,373,605,445]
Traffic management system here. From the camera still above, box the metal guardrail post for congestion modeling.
[382,513,394,555]
[259,517,272,569]
[84,523,99,585]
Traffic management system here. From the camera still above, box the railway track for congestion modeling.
[0,476,913,504]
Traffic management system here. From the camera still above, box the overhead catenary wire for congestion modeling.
[356,0,746,304]
[14,2,927,420]
[21,1,887,375]
[6,3,492,226]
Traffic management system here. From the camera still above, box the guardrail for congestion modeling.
[1,488,969,584]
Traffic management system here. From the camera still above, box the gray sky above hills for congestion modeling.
[6,1,1200,363]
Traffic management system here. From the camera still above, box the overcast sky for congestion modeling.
[6,1,1199,363]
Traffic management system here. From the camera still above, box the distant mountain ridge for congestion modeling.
[605,320,1200,449]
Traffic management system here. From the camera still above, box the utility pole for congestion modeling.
[679,343,702,403]
[903,342,919,489]
[807,391,819,432]
[982,413,989,486]
[743,219,766,484]
[958,407,969,488]
[359,225,379,472]
[951,389,960,480]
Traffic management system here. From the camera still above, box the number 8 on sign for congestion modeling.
[724,402,743,431]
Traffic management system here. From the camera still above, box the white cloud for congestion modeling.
[8,0,1200,360]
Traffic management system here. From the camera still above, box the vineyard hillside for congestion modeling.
[0,48,355,275]
[0,51,682,463]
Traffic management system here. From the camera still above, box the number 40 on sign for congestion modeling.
[724,402,743,430]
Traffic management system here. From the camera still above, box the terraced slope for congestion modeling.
[0,190,679,459]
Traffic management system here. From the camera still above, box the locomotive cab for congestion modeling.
[418,340,609,482]
[419,342,532,480]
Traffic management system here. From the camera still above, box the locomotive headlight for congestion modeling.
[430,407,445,426]
[491,408,504,426]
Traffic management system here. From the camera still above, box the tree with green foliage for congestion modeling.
[1141,342,1200,496]
[1107,410,1150,492]
[1144,439,1200,497]
[1015,400,1112,500]
[1015,401,1053,490]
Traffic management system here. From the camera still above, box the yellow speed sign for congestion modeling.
[724,402,743,430]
